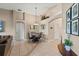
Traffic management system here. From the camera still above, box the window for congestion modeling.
[72,19,78,35]
[0,20,4,32]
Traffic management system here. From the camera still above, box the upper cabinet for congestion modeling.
[13,10,25,20]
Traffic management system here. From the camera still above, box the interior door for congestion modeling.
[16,22,25,40]
[48,22,54,40]
[53,18,62,40]
[48,18,62,41]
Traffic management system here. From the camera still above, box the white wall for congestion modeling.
[40,4,62,42]
[62,3,79,55]
[0,9,14,37]
[48,18,62,41]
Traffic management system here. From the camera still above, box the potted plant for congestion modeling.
[64,39,73,51]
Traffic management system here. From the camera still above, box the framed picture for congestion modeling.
[72,19,78,35]
[66,9,71,21]
[66,3,79,36]
[72,3,78,19]
[0,20,4,32]
[66,22,70,34]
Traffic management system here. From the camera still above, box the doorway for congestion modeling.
[48,18,62,42]
[16,21,25,41]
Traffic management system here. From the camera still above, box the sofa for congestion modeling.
[0,35,13,56]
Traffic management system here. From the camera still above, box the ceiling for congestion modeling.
[0,3,57,16]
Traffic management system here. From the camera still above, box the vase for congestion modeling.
[65,45,71,51]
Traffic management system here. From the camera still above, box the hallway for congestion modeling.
[9,40,38,56]
[9,39,61,56]
[0,3,78,56]
[29,39,61,56]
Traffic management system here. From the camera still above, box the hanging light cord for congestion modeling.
[35,7,37,23]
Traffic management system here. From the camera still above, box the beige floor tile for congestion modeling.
[10,40,38,56]
[29,39,61,56]
[9,39,61,56]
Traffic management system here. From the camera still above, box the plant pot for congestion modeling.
[65,45,71,51]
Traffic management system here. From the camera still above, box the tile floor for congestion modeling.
[8,39,61,56]
[9,40,38,56]
[29,39,61,56]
